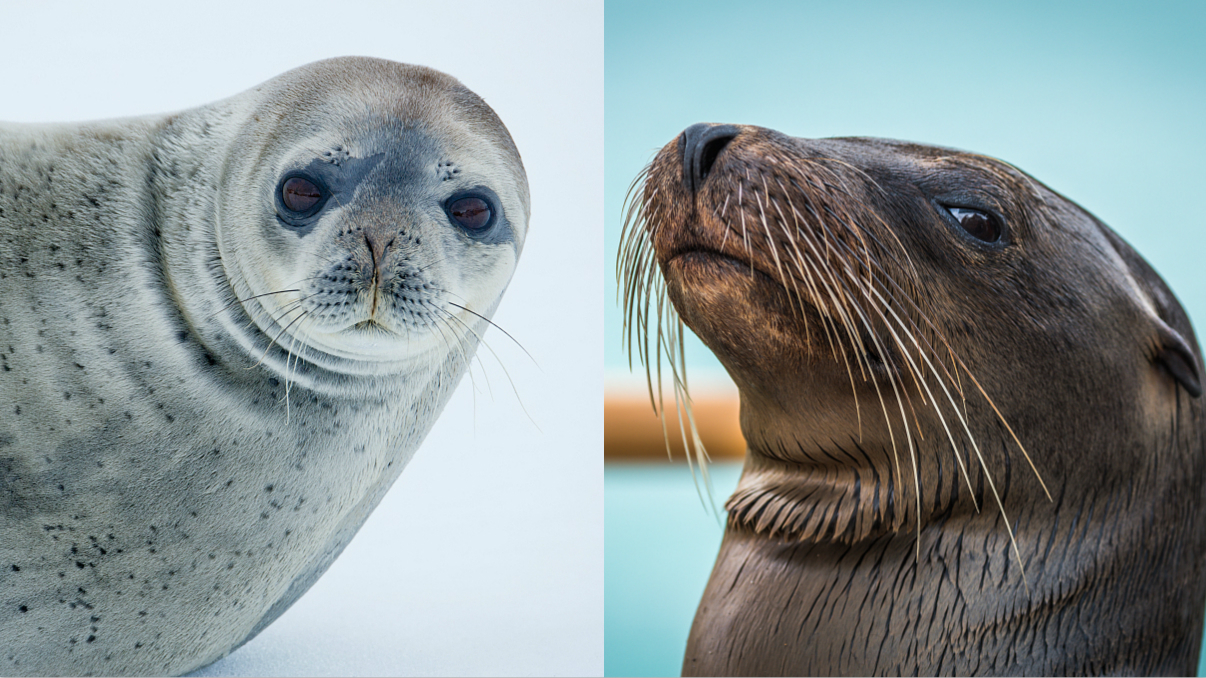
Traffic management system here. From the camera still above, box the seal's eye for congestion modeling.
[448,196,491,230]
[281,177,323,214]
[947,206,1002,243]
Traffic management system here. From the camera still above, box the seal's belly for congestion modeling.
[0,304,402,674]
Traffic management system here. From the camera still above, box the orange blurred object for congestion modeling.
[604,389,745,461]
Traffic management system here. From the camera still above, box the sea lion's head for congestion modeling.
[212,57,528,377]
[622,123,1202,547]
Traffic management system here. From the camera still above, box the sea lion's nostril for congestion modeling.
[682,123,739,193]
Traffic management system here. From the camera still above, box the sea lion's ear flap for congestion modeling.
[1096,222,1204,398]
[1155,320,1203,398]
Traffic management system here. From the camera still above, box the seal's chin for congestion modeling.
[281,318,469,370]
[348,318,401,336]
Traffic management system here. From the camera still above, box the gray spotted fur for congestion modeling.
[0,57,527,675]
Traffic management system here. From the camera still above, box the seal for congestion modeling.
[0,57,528,675]
[620,123,1206,675]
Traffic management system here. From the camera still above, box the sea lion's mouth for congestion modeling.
[667,248,780,287]
[665,246,886,372]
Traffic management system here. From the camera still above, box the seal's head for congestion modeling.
[623,123,1202,548]
[208,57,528,378]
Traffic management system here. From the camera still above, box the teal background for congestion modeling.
[604,1,1206,676]
[604,463,742,678]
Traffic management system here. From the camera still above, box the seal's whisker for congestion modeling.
[281,310,305,423]
[427,308,488,406]
[431,301,523,415]
[207,288,304,321]
[443,300,535,366]
[249,304,309,370]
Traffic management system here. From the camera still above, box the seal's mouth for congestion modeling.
[350,318,396,335]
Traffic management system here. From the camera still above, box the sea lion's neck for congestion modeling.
[726,434,1026,545]
[692,442,1206,676]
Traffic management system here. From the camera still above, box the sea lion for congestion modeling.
[619,123,1206,675]
[0,57,528,675]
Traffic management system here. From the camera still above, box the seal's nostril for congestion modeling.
[682,123,740,194]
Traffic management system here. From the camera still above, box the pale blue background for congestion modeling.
[4,1,603,675]
[605,1,1206,676]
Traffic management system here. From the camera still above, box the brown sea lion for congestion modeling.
[619,123,1206,675]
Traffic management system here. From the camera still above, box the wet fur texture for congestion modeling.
[623,125,1206,675]
[0,58,527,675]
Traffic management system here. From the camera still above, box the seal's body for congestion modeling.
[0,58,528,675]
[622,124,1205,675]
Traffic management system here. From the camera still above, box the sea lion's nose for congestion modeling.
[682,123,739,193]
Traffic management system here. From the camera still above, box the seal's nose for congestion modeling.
[682,123,739,194]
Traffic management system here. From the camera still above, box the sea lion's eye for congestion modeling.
[448,196,492,230]
[947,206,1001,243]
[281,176,323,214]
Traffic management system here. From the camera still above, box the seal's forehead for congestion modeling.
[254,59,493,139]
[245,57,529,223]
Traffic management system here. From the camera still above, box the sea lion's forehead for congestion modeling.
[754,132,1047,211]
[777,133,1018,178]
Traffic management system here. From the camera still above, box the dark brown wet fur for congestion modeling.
[623,125,1206,675]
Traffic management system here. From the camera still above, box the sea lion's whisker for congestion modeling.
[782,241,870,434]
[772,193,871,381]
[808,228,983,515]
[860,286,981,511]
[859,283,1031,589]
[837,241,1050,500]
[805,209,933,404]
[818,156,889,197]
[768,188,987,542]
[952,357,1052,501]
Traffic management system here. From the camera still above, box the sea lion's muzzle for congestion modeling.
[680,122,740,194]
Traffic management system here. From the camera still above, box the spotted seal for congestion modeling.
[620,123,1205,675]
[0,56,528,675]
